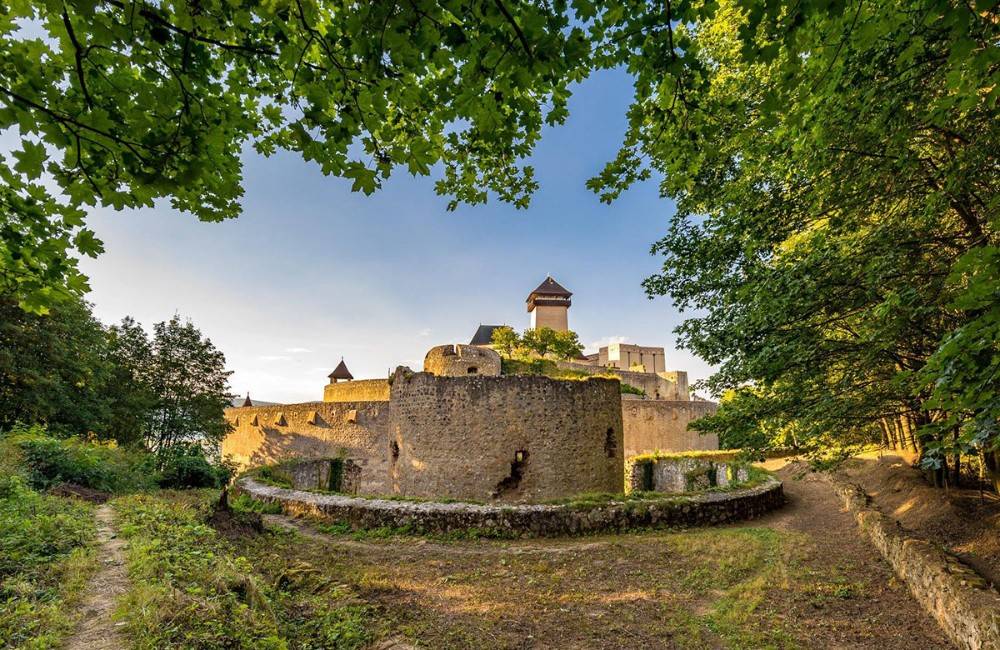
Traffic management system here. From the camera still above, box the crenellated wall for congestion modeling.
[222,401,390,494]
[622,400,718,457]
[387,372,624,502]
[323,379,390,402]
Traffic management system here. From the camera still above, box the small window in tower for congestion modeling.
[467,366,478,374]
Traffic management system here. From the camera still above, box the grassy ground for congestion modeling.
[103,488,943,649]
[112,491,381,649]
[0,478,98,649]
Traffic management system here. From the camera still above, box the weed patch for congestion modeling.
[114,492,380,648]
[0,476,98,649]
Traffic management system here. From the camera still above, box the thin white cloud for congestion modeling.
[285,347,310,353]
[258,355,292,362]
[417,328,432,337]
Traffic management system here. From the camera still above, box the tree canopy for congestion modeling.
[1,0,589,312]
[3,1,999,485]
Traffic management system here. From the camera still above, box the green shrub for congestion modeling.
[1,424,156,493]
[156,443,231,489]
[620,383,646,396]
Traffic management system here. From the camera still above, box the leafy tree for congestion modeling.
[581,0,999,485]
[144,315,233,455]
[0,0,589,312]
[520,327,556,358]
[489,325,520,357]
[104,317,158,447]
[550,330,583,360]
[0,293,112,435]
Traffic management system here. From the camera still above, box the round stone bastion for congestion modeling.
[423,344,502,377]
[233,475,785,537]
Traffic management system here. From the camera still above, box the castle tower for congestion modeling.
[327,359,354,383]
[526,276,572,332]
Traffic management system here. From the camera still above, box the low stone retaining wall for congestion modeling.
[234,476,784,537]
[829,478,1000,650]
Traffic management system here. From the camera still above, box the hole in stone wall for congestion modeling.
[492,449,528,498]
[641,461,654,491]
[390,440,400,464]
[467,366,478,374]
[604,428,617,458]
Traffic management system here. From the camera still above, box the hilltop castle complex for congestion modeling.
[223,277,717,503]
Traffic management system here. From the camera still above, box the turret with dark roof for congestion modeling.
[242,393,253,407]
[328,359,354,383]
[526,275,572,312]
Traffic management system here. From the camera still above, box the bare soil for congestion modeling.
[48,482,111,504]
[65,504,129,650]
[834,452,1000,588]
[258,463,950,649]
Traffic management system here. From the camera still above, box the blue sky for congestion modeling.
[78,68,715,403]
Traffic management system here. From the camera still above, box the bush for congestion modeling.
[157,443,232,489]
[1,424,156,493]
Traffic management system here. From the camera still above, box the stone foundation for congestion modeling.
[235,476,785,537]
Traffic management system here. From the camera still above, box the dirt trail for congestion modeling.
[65,504,129,650]
[738,462,951,647]
[835,453,1000,588]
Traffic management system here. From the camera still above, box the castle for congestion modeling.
[222,277,717,503]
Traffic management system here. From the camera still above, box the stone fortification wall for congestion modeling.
[831,479,1000,650]
[235,476,785,537]
[625,456,749,493]
[323,379,390,402]
[622,400,719,457]
[555,360,689,400]
[222,401,389,494]
[388,372,624,502]
[423,344,502,377]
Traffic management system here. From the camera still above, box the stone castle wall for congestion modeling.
[554,360,688,400]
[222,401,389,494]
[622,400,719,458]
[388,372,624,502]
[323,379,390,402]
[423,344,502,377]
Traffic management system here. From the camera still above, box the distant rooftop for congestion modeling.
[328,359,354,381]
[470,324,504,346]
[527,276,572,300]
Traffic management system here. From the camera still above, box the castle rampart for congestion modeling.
[554,360,689,401]
[388,372,623,502]
[222,401,389,494]
[621,400,718,457]
[323,378,390,402]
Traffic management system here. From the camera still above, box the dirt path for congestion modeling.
[65,504,129,650]
[737,462,951,647]
[835,453,1000,588]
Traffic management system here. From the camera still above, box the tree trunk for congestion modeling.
[984,449,1000,495]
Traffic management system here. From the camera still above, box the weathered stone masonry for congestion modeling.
[222,401,389,495]
[224,371,624,503]
[234,475,785,537]
[389,372,623,502]
[621,400,719,457]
